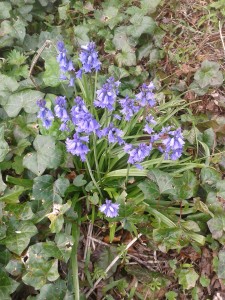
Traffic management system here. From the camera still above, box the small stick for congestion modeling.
[219,21,225,57]
[85,233,142,298]
[29,40,52,89]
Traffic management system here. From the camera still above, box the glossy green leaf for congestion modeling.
[23,135,62,176]
[138,179,160,200]
[22,243,60,289]
[0,73,19,105]
[147,169,176,196]
[35,280,67,300]
[0,186,26,204]
[0,127,9,162]
[3,90,44,117]
[2,220,37,255]
[178,268,199,290]
[5,203,34,220]
[194,60,223,89]
[174,170,198,200]
[218,250,225,279]
[0,269,19,300]
[42,57,60,87]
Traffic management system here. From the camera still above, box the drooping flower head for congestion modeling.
[37,99,54,129]
[94,77,121,111]
[79,42,101,73]
[158,127,184,160]
[71,97,100,135]
[143,114,157,134]
[54,96,70,131]
[124,143,152,167]
[65,133,90,161]
[136,82,155,107]
[119,96,140,121]
[100,123,124,145]
[99,199,119,218]
[57,41,75,86]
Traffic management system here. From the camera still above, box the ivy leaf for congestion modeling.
[147,169,176,196]
[55,233,73,262]
[141,0,161,14]
[22,243,60,289]
[0,127,9,162]
[0,2,12,19]
[0,269,19,300]
[32,175,69,203]
[178,268,199,290]
[35,280,67,300]
[0,171,6,195]
[42,57,61,87]
[116,50,136,67]
[2,220,38,255]
[174,170,198,200]
[138,180,160,200]
[128,15,155,38]
[23,135,62,176]
[5,203,34,220]
[73,174,87,187]
[0,73,19,105]
[0,186,26,204]
[218,250,225,279]
[47,201,71,233]
[207,215,225,241]
[73,25,89,45]
[3,90,44,117]
[200,167,221,192]
[194,60,223,89]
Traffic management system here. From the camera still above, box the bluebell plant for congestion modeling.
[37,41,185,218]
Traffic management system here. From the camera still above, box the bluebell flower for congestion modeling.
[124,143,152,165]
[54,96,70,131]
[144,115,157,134]
[101,123,124,145]
[158,127,184,160]
[71,97,100,135]
[37,99,54,129]
[136,82,155,107]
[119,96,140,121]
[94,77,121,111]
[57,41,75,85]
[79,42,101,73]
[54,96,70,122]
[99,199,119,218]
[65,133,90,161]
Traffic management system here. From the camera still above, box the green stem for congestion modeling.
[93,134,101,181]
[86,157,103,197]
[71,196,81,300]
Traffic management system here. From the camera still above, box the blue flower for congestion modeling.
[158,127,184,160]
[71,97,100,135]
[119,96,140,121]
[79,42,101,73]
[136,82,155,107]
[100,123,124,145]
[99,199,119,218]
[37,99,54,129]
[143,115,157,134]
[54,96,70,122]
[65,133,90,161]
[94,77,120,111]
[124,143,152,165]
[57,41,75,85]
